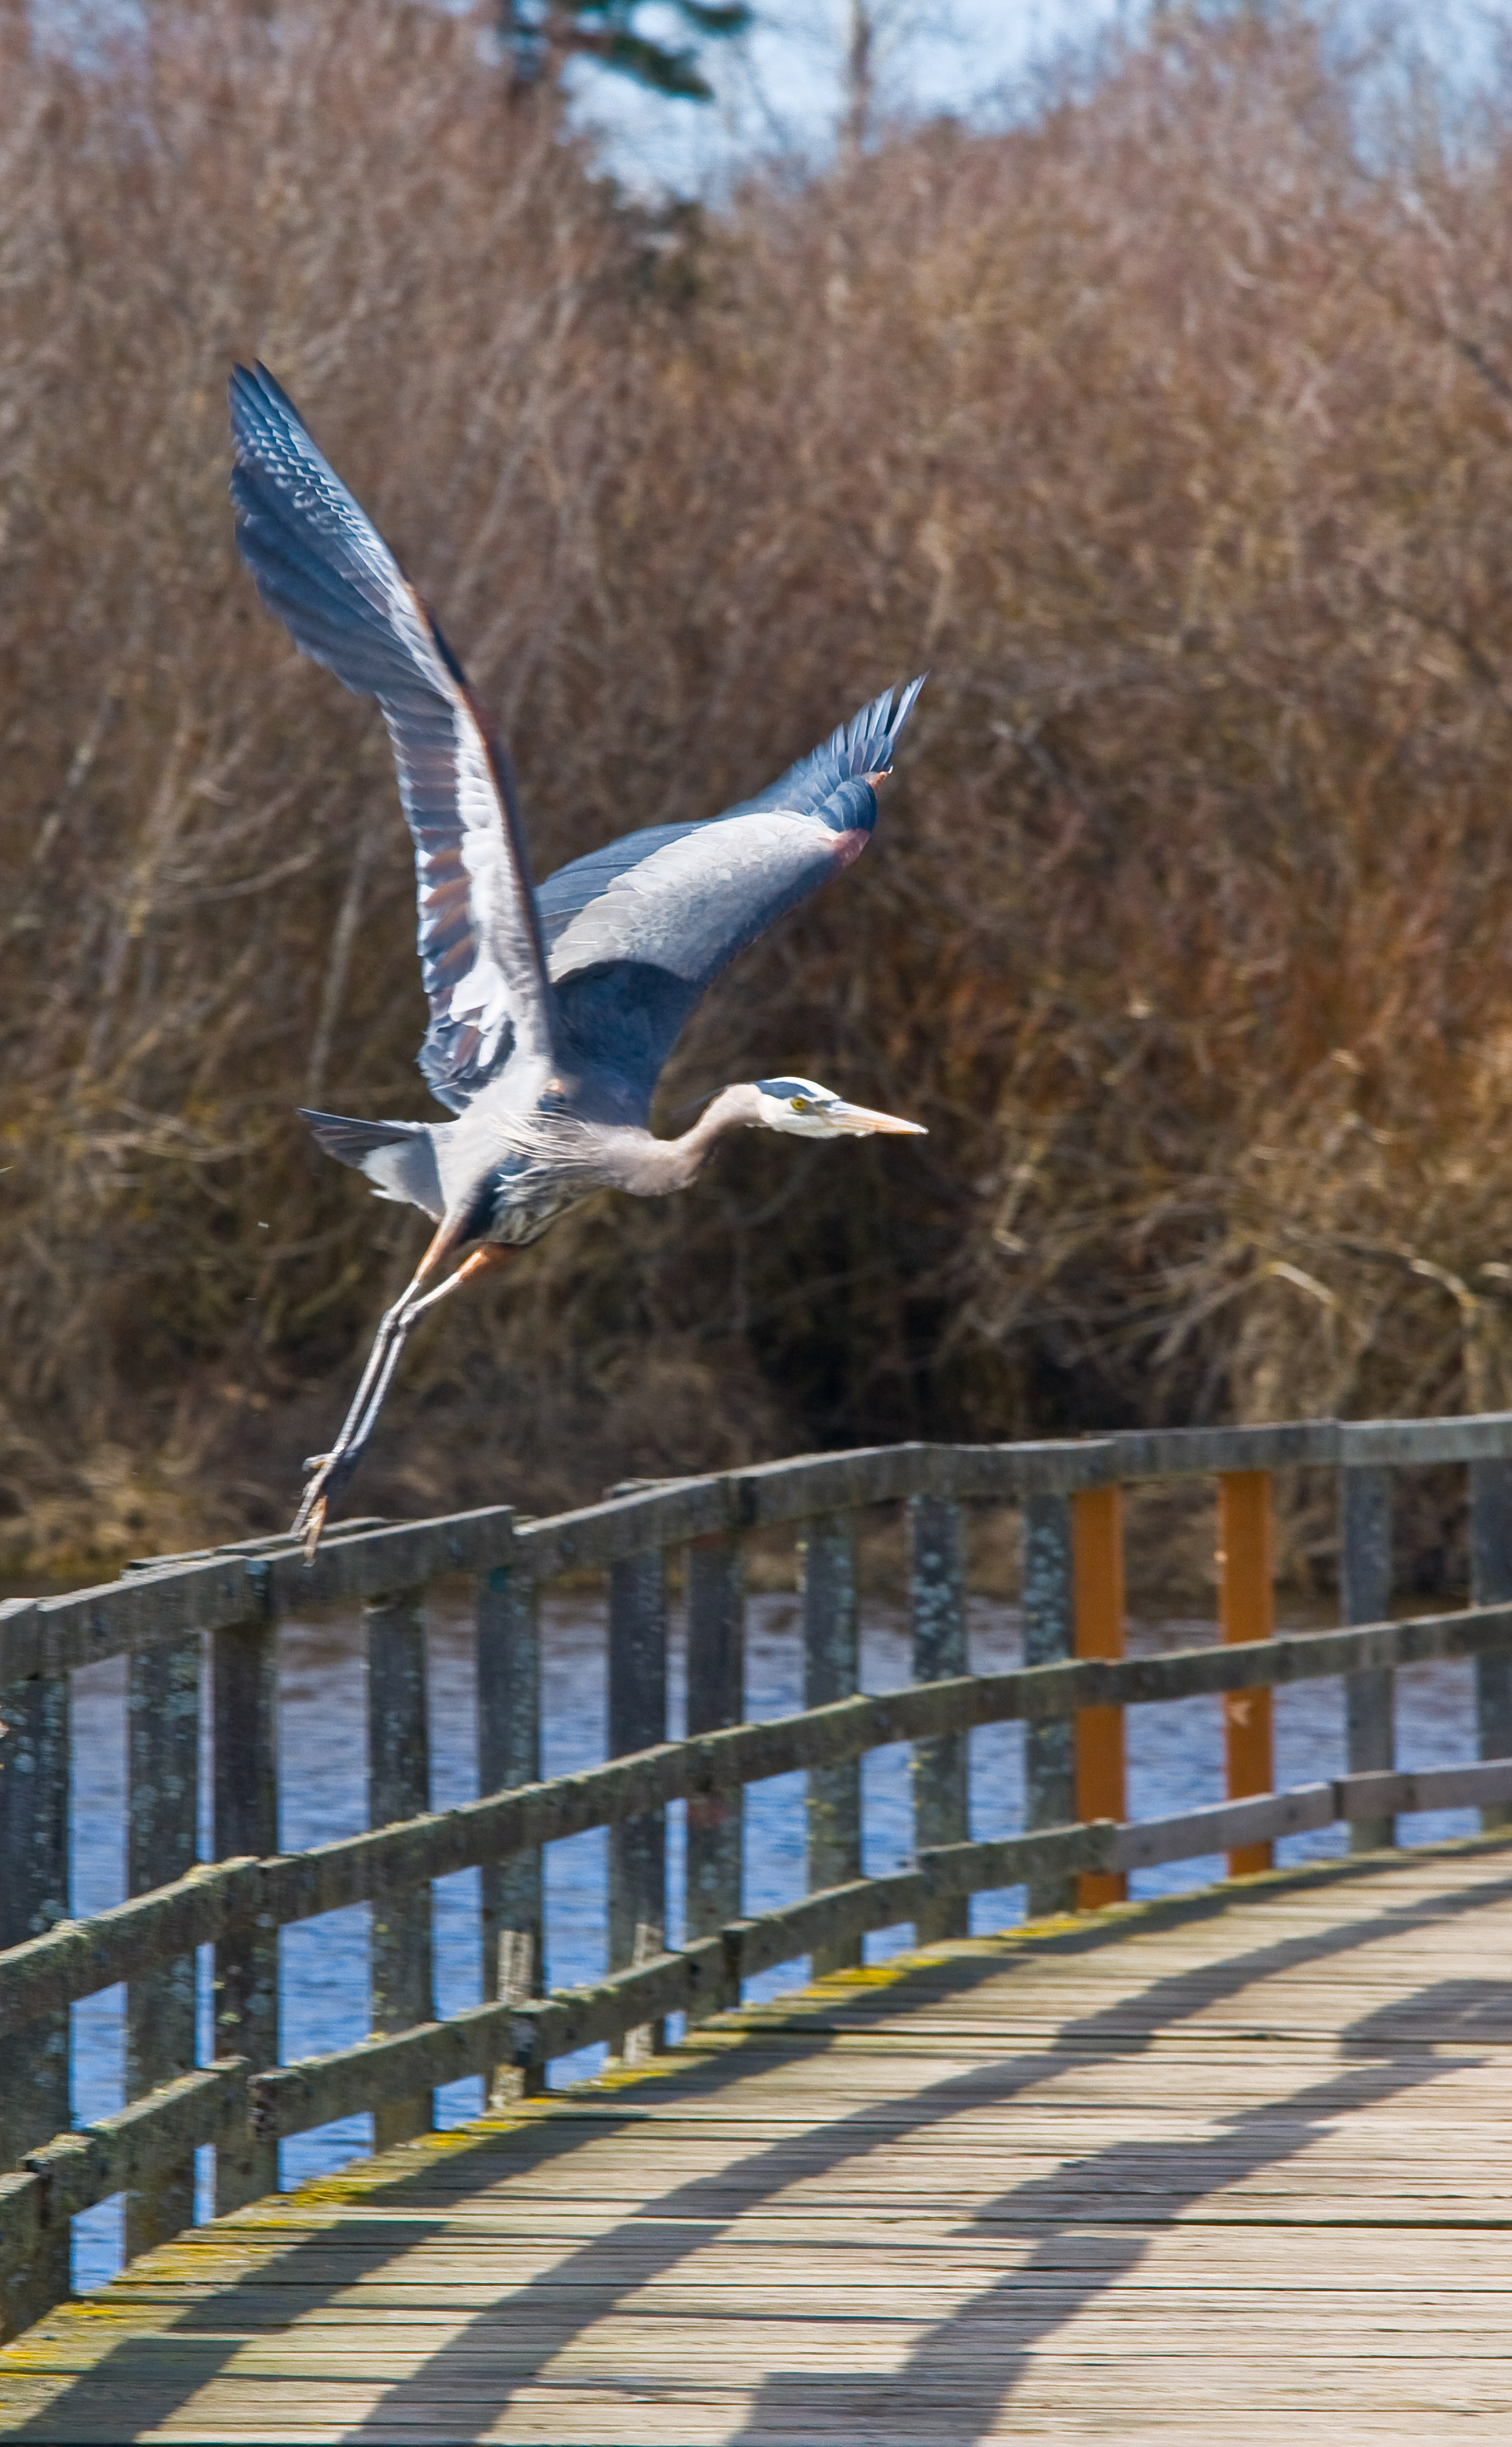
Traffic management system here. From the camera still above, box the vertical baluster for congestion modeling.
[1218,1471,1276,1877]
[1472,1458,1512,1832]
[125,1635,201,2259]
[1072,1485,1127,1909]
[1023,1492,1075,1917]
[686,1533,745,2015]
[0,1663,70,2338]
[1340,1466,1394,1850]
[607,1548,667,2061]
[909,1495,968,1943]
[478,1562,544,2103]
[210,1594,280,2210]
[367,1590,432,2146]
[800,1512,860,1974]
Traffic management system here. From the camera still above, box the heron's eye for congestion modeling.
[790,1097,808,1111]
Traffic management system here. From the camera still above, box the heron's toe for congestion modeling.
[301,1495,328,1562]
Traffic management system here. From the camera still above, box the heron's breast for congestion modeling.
[481,1173,590,1249]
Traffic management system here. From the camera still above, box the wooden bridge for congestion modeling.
[5,1416,1512,2439]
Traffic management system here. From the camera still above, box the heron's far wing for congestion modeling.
[229,363,556,1112]
[542,679,924,1099]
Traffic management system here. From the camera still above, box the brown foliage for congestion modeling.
[6,1,1512,1572]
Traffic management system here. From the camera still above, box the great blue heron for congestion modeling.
[229,364,926,1552]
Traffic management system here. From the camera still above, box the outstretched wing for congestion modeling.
[542,679,925,1102]
[229,363,557,1112]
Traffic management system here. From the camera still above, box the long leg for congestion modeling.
[293,1244,514,1555]
[310,1247,509,1499]
[304,1215,470,1491]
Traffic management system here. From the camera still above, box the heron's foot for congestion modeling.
[291,1448,356,1554]
[290,1460,329,1549]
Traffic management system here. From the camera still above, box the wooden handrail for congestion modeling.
[11,1411,1512,1683]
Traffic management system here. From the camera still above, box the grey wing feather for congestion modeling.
[542,679,924,1099]
[229,363,557,1113]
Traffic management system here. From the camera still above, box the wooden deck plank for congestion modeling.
[6,1838,1512,2442]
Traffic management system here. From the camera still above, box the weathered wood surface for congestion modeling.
[367,1592,434,2147]
[208,1612,279,2212]
[683,1533,745,2015]
[909,1494,969,1944]
[0,1664,69,2336]
[1021,1487,1075,1916]
[124,1636,200,2259]
[606,1549,667,2064]
[1340,1464,1395,1850]
[8,1838,1512,2443]
[477,1562,544,2104]
[801,1513,861,1975]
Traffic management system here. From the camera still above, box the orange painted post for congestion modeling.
[1072,1483,1127,1909]
[1218,1470,1275,1877]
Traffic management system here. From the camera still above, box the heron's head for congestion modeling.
[749,1076,926,1139]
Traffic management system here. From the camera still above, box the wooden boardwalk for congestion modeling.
[6,1837,1512,2444]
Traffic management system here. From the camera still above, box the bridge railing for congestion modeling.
[7,1411,1512,2339]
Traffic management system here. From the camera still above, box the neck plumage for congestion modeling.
[615,1083,763,1196]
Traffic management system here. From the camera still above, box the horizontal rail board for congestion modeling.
[1336,1413,1512,1466]
[0,2062,246,2277]
[0,1509,519,1682]
[249,1942,731,2139]
[720,1872,930,1985]
[13,1411,1512,1679]
[0,1861,264,2030]
[248,1882,956,2140]
[924,1756,1512,1891]
[9,1604,1512,2030]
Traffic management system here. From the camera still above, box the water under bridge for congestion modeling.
[4,1415,1512,2440]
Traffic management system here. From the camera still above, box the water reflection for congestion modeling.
[65,1585,1481,2291]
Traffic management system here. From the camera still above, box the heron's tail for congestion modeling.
[296,1110,443,1218]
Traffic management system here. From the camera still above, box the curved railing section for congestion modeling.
[7,1409,1512,2338]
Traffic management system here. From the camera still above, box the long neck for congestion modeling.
[617,1084,763,1196]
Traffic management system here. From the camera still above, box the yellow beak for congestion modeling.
[826,1101,928,1137]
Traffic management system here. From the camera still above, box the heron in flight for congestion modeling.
[229,365,926,1552]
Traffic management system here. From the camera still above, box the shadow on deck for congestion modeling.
[5,1839,1512,2445]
